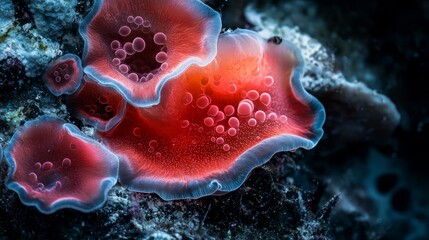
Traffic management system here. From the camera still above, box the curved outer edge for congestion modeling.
[43,53,84,97]
[113,32,326,200]
[79,0,222,107]
[4,116,119,214]
[79,102,127,132]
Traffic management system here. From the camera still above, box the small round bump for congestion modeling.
[62,158,71,168]
[263,76,274,87]
[132,37,146,52]
[155,52,168,63]
[227,128,237,136]
[110,40,121,50]
[196,96,210,109]
[42,162,53,171]
[182,92,193,105]
[260,93,272,106]
[228,117,240,129]
[204,117,215,127]
[247,90,260,101]
[119,64,129,73]
[154,32,167,45]
[180,120,190,128]
[237,100,254,117]
[228,83,237,94]
[134,16,144,25]
[223,144,230,151]
[118,26,131,37]
[207,105,219,117]
[215,125,225,134]
[248,118,257,127]
[255,110,266,123]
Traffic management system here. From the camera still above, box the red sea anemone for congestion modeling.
[79,0,222,107]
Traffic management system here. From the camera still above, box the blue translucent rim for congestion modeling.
[4,116,119,214]
[43,53,84,97]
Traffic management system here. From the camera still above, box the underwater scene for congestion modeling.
[0,0,428,239]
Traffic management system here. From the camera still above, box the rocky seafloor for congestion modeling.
[0,0,428,239]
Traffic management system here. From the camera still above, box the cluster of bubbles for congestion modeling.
[179,75,288,152]
[28,143,75,192]
[132,127,163,158]
[110,15,168,83]
[83,95,115,121]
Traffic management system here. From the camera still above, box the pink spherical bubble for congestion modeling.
[268,112,278,121]
[119,64,129,73]
[216,137,224,145]
[154,32,167,45]
[155,52,168,63]
[263,75,274,87]
[255,110,266,123]
[214,111,225,122]
[237,100,254,117]
[134,16,144,25]
[132,37,146,52]
[112,58,121,66]
[279,115,288,123]
[224,105,235,116]
[110,40,121,50]
[62,158,72,168]
[223,144,230,151]
[227,128,237,136]
[259,93,271,106]
[228,83,237,94]
[180,120,190,128]
[118,26,131,37]
[196,95,210,109]
[146,73,154,81]
[160,62,168,71]
[247,90,260,101]
[228,117,240,129]
[115,49,126,60]
[207,105,219,117]
[204,117,214,127]
[124,42,136,55]
[215,125,225,134]
[181,92,193,105]
[128,73,139,82]
[247,118,257,127]
[127,16,134,23]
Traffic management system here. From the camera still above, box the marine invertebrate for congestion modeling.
[4,116,119,213]
[98,29,324,200]
[43,54,83,96]
[67,76,127,131]
[79,0,222,107]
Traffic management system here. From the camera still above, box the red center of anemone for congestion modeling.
[110,15,169,83]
